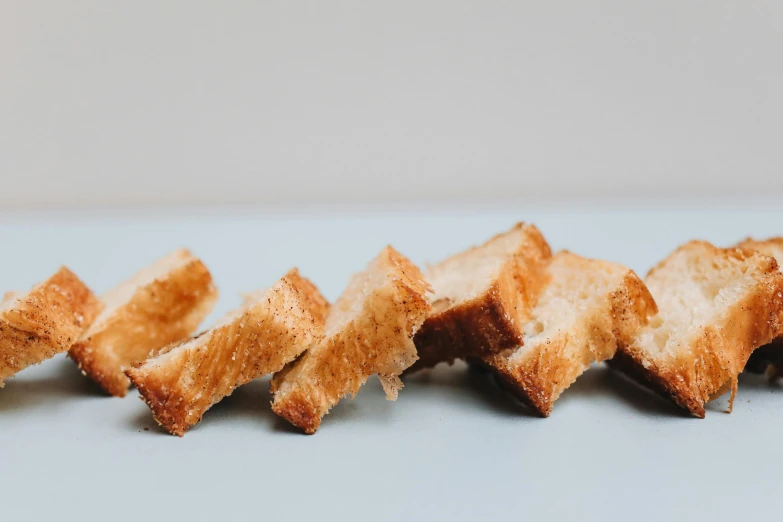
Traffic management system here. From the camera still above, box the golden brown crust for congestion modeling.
[736,237,783,255]
[408,223,552,373]
[734,237,783,378]
[69,250,218,397]
[126,269,327,436]
[0,267,102,385]
[611,271,660,347]
[271,246,432,434]
[484,255,656,416]
[282,268,331,327]
[609,243,783,417]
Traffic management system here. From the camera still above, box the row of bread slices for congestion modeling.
[2,223,783,435]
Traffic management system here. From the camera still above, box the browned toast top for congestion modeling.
[271,246,431,434]
[410,223,552,372]
[1,267,102,384]
[127,268,327,436]
[68,249,218,397]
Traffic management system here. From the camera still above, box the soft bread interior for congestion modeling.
[635,242,764,360]
[274,254,392,390]
[509,252,625,364]
[147,281,276,369]
[323,255,390,337]
[426,226,528,308]
[0,291,19,313]
[82,249,192,336]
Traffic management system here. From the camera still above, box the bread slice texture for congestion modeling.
[271,246,432,434]
[1,267,102,385]
[69,249,218,397]
[734,238,783,378]
[126,268,328,436]
[408,223,551,373]
[608,241,783,417]
[482,251,656,416]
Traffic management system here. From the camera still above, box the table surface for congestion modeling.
[1,206,781,521]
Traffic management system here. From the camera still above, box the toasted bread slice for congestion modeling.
[734,238,783,378]
[126,269,328,436]
[408,223,551,373]
[1,267,102,385]
[482,251,656,416]
[69,249,218,397]
[271,246,432,434]
[608,241,783,417]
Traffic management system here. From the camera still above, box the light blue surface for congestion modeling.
[1,207,781,521]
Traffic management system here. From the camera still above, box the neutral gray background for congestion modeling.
[2,1,782,209]
[1,208,782,521]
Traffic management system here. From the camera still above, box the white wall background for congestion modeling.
[1,1,781,209]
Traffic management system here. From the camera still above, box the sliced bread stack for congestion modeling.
[406,224,656,415]
[5,224,783,434]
